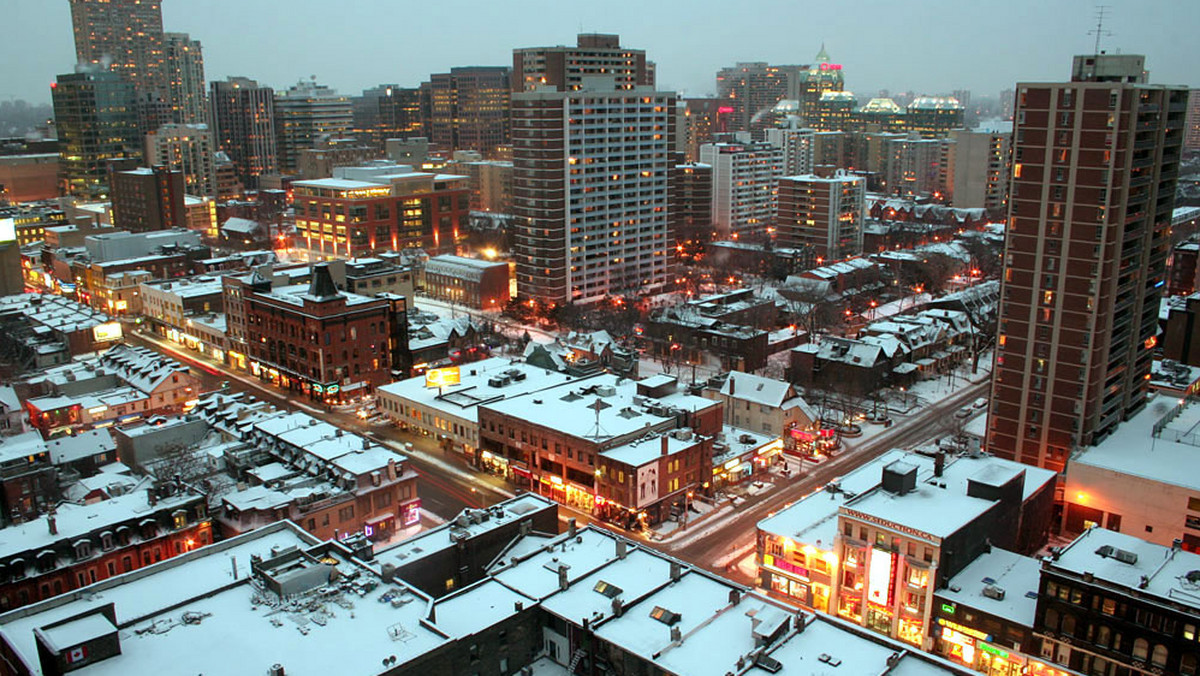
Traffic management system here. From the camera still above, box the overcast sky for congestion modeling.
[5,0,1198,105]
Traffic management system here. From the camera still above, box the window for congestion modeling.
[339,505,355,522]
[1152,644,1168,668]
[1133,638,1149,661]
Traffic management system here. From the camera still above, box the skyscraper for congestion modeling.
[52,68,139,199]
[209,77,277,189]
[68,0,166,96]
[273,80,354,175]
[987,55,1187,472]
[163,33,207,125]
[512,34,652,92]
[797,45,845,125]
[765,125,816,176]
[512,80,675,306]
[716,62,804,135]
[145,123,217,197]
[427,67,511,155]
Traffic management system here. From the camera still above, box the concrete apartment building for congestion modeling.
[272,80,353,175]
[701,141,784,240]
[948,126,1012,214]
[776,171,866,265]
[987,55,1188,472]
[208,77,277,189]
[144,123,216,197]
[512,79,675,306]
[512,33,653,92]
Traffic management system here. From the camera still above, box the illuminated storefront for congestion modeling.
[933,618,1072,676]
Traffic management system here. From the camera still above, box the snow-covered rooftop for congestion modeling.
[1071,394,1200,492]
[1051,527,1200,613]
[937,548,1041,627]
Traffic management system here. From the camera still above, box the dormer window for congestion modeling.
[100,531,114,551]
[172,510,187,530]
[73,540,92,561]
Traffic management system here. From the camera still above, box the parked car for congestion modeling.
[972,397,988,409]
[955,406,974,419]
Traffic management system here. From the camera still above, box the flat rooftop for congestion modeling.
[1071,394,1200,492]
[1050,528,1200,613]
[481,374,719,445]
[937,548,1042,626]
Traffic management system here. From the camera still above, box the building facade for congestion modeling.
[238,264,406,403]
[292,164,468,258]
[422,255,510,309]
[109,166,186,232]
[987,55,1188,471]
[273,80,353,175]
[512,81,675,306]
[512,33,652,92]
[427,67,511,155]
[162,32,206,126]
[209,77,277,189]
[52,70,139,199]
[776,172,866,265]
[701,142,784,240]
[144,123,217,198]
[68,0,166,106]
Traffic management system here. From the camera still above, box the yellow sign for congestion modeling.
[425,366,461,388]
[92,322,123,343]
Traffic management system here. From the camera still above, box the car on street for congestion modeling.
[955,406,974,419]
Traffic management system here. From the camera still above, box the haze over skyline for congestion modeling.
[4,0,1199,106]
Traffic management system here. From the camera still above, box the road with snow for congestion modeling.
[659,378,991,584]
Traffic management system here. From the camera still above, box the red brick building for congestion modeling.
[109,166,186,232]
[0,479,210,612]
[293,165,469,259]
[240,264,408,404]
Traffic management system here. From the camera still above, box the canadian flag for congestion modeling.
[66,646,87,664]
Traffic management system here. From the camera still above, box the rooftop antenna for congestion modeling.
[586,398,610,440]
[1089,5,1112,55]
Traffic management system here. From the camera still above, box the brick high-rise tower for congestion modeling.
[987,55,1187,472]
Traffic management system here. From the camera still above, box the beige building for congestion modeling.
[947,127,1011,214]
[145,123,217,197]
[703,370,816,437]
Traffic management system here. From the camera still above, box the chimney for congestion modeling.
[728,375,735,395]
[728,589,741,604]
[567,517,577,538]
[670,561,682,582]
[558,563,571,591]
[611,597,623,617]
[231,556,238,580]
[616,539,628,560]
[661,435,669,456]
[934,450,945,478]
[47,513,57,536]
[147,487,158,507]
[670,626,682,643]
[515,601,524,612]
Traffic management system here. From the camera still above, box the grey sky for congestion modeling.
[5,0,1198,105]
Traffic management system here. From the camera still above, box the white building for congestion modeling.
[700,141,783,240]
[512,79,675,305]
[145,123,217,197]
[765,125,816,177]
[1063,394,1200,550]
[947,125,1011,213]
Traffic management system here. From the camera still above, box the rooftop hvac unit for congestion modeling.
[982,585,1005,601]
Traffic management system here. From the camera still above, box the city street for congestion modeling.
[658,378,991,584]
[125,331,516,522]
[128,328,990,575]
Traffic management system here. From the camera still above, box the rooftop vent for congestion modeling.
[982,585,1006,601]
[754,652,783,674]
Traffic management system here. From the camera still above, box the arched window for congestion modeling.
[1152,644,1169,668]
[1133,638,1149,661]
[1180,653,1198,676]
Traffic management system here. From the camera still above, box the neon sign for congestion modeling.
[819,63,843,71]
